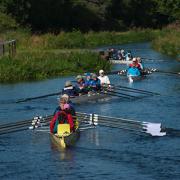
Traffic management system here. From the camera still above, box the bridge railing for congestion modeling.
[0,40,16,57]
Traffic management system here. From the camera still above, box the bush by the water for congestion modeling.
[0,51,111,83]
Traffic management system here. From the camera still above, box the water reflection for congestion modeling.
[50,137,75,161]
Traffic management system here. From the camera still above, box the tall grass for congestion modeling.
[152,28,180,59]
[0,28,171,83]
[0,51,111,83]
[0,29,162,50]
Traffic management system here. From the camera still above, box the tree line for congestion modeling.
[0,0,180,32]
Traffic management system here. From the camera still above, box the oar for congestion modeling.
[76,112,166,136]
[107,70,127,76]
[106,89,138,98]
[110,85,159,96]
[0,112,169,137]
[16,91,61,103]
[0,115,52,135]
[141,57,165,61]
[111,84,160,95]
[100,91,134,99]
[111,87,154,95]
[150,68,180,75]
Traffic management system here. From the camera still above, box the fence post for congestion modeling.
[0,40,16,57]
[3,44,5,55]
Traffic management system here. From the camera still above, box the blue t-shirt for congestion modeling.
[127,67,141,76]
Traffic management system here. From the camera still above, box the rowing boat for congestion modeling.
[109,60,132,64]
[50,121,80,148]
[70,92,110,104]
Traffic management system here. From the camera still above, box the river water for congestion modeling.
[0,43,180,179]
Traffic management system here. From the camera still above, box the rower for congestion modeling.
[75,75,88,94]
[54,94,75,116]
[98,69,111,88]
[119,49,125,60]
[50,96,75,134]
[62,81,78,97]
[127,65,141,77]
[125,50,133,61]
[89,73,101,92]
[137,57,144,70]
[129,58,141,70]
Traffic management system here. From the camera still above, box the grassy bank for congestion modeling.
[0,29,161,83]
[0,51,110,83]
[152,26,180,59]
[1,29,161,50]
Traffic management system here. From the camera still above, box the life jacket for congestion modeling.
[62,86,78,97]
[50,111,74,133]
[89,78,101,91]
[76,80,88,94]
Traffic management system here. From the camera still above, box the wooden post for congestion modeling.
[0,40,16,57]
[9,43,11,57]
[3,44,5,55]
[13,40,16,56]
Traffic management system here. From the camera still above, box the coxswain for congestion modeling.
[98,69,111,88]
[62,81,78,97]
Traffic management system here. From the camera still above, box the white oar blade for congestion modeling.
[143,122,166,136]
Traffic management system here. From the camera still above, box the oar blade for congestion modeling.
[142,122,166,136]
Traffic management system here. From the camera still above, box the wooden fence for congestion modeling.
[0,40,16,57]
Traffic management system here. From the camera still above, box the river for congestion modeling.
[0,43,180,179]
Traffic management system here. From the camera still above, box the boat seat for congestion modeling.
[57,124,70,137]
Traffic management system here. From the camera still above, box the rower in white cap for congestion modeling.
[98,69,111,88]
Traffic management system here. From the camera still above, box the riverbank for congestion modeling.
[1,29,160,50]
[152,24,180,60]
[0,51,111,83]
[0,29,160,83]
[0,28,179,83]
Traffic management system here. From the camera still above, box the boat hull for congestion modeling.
[110,60,132,64]
[50,128,80,148]
[71,92,110,104]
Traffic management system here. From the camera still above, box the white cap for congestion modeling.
[99,69,104,74]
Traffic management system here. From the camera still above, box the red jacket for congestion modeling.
[50,111,74,133]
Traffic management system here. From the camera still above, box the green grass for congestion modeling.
[152,28,180,59]
[1,28,175,83]
[0,51,111,83]
[0,29,161,50]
